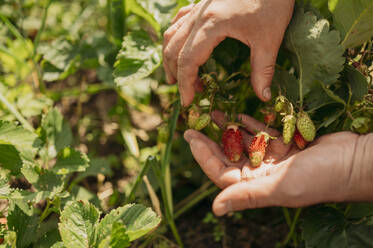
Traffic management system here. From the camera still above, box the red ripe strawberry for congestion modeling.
[222,125,243,162]
[248,132,270,167]
[261,107,276,125]
[294,129,308,150]
[264,112,277,125]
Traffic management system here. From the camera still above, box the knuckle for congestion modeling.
[244,190,257,209]
[177,52,192,67]
[163,47,173,60]
[163,29,173,42]
[262,64,275,79]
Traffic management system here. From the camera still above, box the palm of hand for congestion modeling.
[184,111,359,215]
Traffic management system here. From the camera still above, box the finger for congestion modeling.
[178,21,226,106]
[163,61,176,84]
[212,176,281,216]
[184,129,247,168]
[211,110,280,137]
[163,12,197,87]
[250,43,280,102]
[188,138,241,188]
[238,114,280,137]
[163,12,193,83]
[171,4,195,24]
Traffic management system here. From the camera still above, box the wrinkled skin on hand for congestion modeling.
[184,111,373,216]
[163,0,295,106]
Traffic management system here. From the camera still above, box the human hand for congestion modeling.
[163,0,295,106]
[184,111,373,216]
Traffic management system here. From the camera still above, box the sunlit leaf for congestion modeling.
[58,201,100,248]
[285,7,345,100]
[96,203,161,242]
[329,0,373,48]
[114,30,162,87]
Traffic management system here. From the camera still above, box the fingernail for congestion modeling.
[263,87,271,101]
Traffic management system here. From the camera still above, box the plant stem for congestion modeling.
[125,156,154,204]
[0,89,34,131]
[283,208,302,246]
[282,207,292,227]
[175,186,218,219]
[33,0,52,56]
[40,199,51,223]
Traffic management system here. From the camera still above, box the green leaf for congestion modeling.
[73,157,113,183]
[0,121,39,162]
[7,206,39,248]
[109,0,126,44]
[302,207,346,248]
[113,30,162,87]
[120,77,155,103]
[52,147,89,175]
[347,203,373,220]
[341,65,369,104]
[96,204,161,243]
[50,242,66,248]
[58,201,100,248]
[41,108,72,157]
[126,0,161,34]
[39,39,80,81]
[285,7,345,101]
[0,143,22,174]
[304,81,346,112]
[70,185,101,209]
[110,222,131,248]
[137,0,178,30]
[21,163,64,195]
[98,222,131,248]
[273,68,299,104]
[0,179,10,198]
[16,93,53,118]
[302,206,373,248]
[329,0,373,48]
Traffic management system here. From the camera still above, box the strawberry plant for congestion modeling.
[0,0,372,247]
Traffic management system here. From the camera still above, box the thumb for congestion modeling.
[250,43,279,102]
[212,175,281,216]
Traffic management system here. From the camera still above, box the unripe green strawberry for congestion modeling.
[282,115,296,144]
[275,96,286,112]
[188,106,200,129]
[157,124,169,143]
[351,117,371,134]
[296,111,316,142]
[194,113,211,131]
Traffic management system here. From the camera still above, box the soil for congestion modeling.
[172,201,290,248]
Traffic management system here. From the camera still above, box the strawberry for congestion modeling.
[264,112,277,125]
[294,129,308,150]
[187,106,200,129]
[194,113,211,131]
[275,96,287,113]
[296,111,316,142]
[261,107,277,125]
[222,125,243,162]
[248,132,271,167]
[282,115,296,144]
